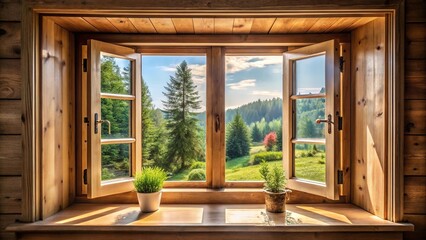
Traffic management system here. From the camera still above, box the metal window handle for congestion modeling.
[215,114,220,133]
[315,114,334,134]
[94,113,111,134]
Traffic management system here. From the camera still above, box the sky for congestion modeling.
[135,54,324,111]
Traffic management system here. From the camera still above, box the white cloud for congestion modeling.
[252,90,281,97]
[227,79,256,90]
[226,56,282,75]
[158,64,206,84]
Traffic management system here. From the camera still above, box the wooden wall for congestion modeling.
[0,1,22,240]
[351,18,387,219]
[40,17,75,220]
[403,0,426,239]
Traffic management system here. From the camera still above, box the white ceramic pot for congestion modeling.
[136,191,162,212]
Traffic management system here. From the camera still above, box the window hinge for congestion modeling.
[337,116,343,131]
[83,169,88,185]
[337,170,344,184]
[83,58,88,72]
[339,56,344,72]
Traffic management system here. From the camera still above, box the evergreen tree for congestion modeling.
[276,127,283,151]
[251,123,262,142]
[162,61,203,172]
[226,112,251,159]
[141,80,155,165]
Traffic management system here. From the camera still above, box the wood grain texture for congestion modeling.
[404,176,426,214]
[250,18,275,34]
[128,18,156,33]
[82,17,119,33]
[405,100,426,134]
[150,18,176,34]
[403,214,426,240]
[0,214,19,240]
[171,18,194,33]
[193,18,214,34]
[48,17,98,32]
[0,135,22,176]
[406,0,426,23]
[405,59,426,99]
[40,18,74,219]
[0,22,20,58]
[351,18,387,218]
[0,176,22,214]
[0,1,21,21]
[232,18,253,34]
[0,59,21,99]
[404,135,426,176]
[0,100,21,134]
[106,18,138,33]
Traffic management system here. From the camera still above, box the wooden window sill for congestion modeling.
[8,203,413,234]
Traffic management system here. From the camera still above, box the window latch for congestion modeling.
[94,113,111,134]
[83,169,87,185]
[316,114,334,134]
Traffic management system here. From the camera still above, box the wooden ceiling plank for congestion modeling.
[250,18,276,34]
[233,18,254,34]
[83,17,119,33]
[346,17,378,31]
[106,18,138,33]
[50,17,99,32]
[307,18,341,33]
[214,18,234,34]
[288,18,320,33]
[172,18,194,34]
[150,18,176,34]
[193,18,214,34]
[269,18,294,34]
[128,18,157,33]
[327,17,359,32]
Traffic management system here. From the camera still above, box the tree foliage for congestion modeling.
[263,132,277,151]
[226,112,251,159]
[162,61,204,171]
[251,123,263,142]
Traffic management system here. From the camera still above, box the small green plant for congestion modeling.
[190,161,206,170]
[133,167,167,193]
[187,169,206,181]
[259,161,287,193]
[102,168,115,180]
[250,151,282,165]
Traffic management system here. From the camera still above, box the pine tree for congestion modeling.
[276,127,283,151]
[226,112,251,159]
[141,79,155,165]
[162,61,203,172]
[251,123,262,142]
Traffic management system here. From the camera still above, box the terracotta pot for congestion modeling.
[136,191,162,212]
[264,189,289,213]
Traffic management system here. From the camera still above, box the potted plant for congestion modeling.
[133,167,167,212]
[259,161,290,213]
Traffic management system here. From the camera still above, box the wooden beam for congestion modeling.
[77,33,350,46]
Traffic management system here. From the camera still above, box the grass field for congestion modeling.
[167,145,325,183]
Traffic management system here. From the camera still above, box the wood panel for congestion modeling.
[405,100,426,134]
[48,17,98,32]
[193,18,214,34]
[0,100,21,134]
[406,41,425,60]
[41,18,75,219]
[232,18,253,34]
[0,135,22,176]
[403,214,426,240]
[128,18,156,33]
[350,18,386,218]
[405,59,426,99]
[150,18,176,34]
[171,18,194,33]
[82,17,119,33]
[404,135,426,176]
[250,18,275,34]
[0,22,20,58]
[106,18,138,33]
[0,1,21,21]
[406,0,426,23]
[0,59,21,99]
[0,214,20,240]
[0,176,22,214]
[214,18,234,34]
[404,176,426,214]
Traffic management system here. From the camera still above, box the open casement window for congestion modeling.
[283,40,341,200]
[87,40,142,198]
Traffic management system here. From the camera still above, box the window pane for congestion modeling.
[101,99,131,139]
[294,55,325,95]
[294,143,325,183]
[295,98,326,139]
[225,55,283,181]
[142,55,206,182]
[101,54,132,95]
[101,144,131,181]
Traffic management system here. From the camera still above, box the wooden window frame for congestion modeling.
[87,40,142,198]
[21,4,404,222]
[283,40,341,200]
